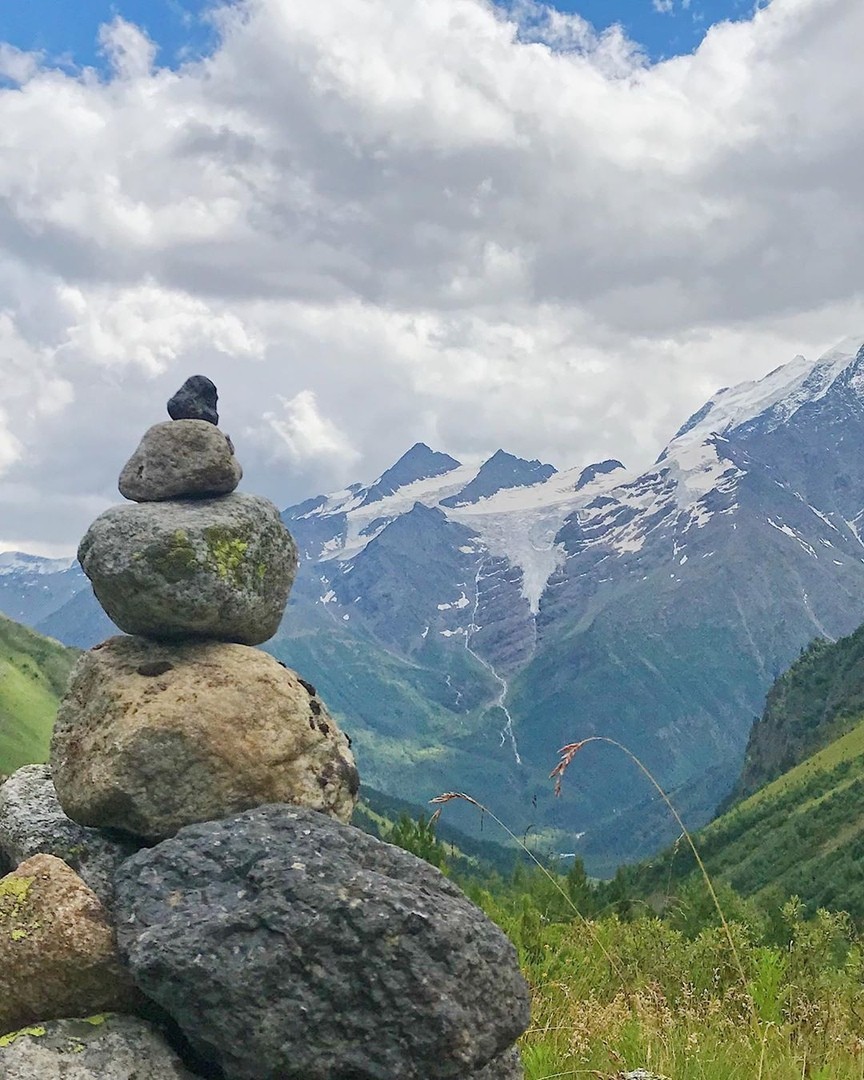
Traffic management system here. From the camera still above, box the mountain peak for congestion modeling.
[575,460,625,491]
[667,335,864,454]
[439,449,557,508]
[360,444,462,506]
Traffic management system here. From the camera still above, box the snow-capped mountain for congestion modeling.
[278,335,864,866]
[8,336,864,870]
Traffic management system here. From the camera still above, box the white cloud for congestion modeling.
[0,0,863,550]
[255,390,361,468]
[97,18,157,80]
[653,0,675,13]
[0,44,41,84]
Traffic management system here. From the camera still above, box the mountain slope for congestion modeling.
[0,615,77,775]
[631,611,864,918]
[731,623,864,803]
[635,712,864,921]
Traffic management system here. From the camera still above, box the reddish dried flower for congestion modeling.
[550,740,589,796]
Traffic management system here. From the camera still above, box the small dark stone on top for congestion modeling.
[167,376,219,426]
[298,678,317,697]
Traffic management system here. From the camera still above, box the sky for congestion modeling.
[0,0,862,555]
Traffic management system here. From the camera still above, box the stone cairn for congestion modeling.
[0,377,530,1080]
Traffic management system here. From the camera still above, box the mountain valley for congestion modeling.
[7,337,864,869]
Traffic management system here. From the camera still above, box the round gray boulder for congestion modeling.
[78,493,297,644]
[472,1048,524,1079]
[52,637,358,841]
[119,420,242,502]
[114,805,531,1080]
[0,1014,200,1078]
[0,765,138,909]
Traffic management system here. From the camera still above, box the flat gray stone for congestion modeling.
[78,494,297,645]
[0,765,138,909]
[119,421,242,502]
[0,1014,200,1078]
[114,805,530,1080]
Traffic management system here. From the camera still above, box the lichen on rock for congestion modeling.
[0,1014,200,1077]
[77,493,298,645]
[0,855,140,1037]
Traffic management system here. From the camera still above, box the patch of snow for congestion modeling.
[437,591,471,611]
[668,337,864,448]
[767,518,818,557]
[809,505,839,532]
[0,552,75,576]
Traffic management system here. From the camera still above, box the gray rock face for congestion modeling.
[167,374,218,425]
[0,1014,200,1078]
[0,765,138,909]
[470,1047,524,1079]
[114,805,530,1080]
[78,494,297,644]
[119,421,242,502]
[52,638,358,841]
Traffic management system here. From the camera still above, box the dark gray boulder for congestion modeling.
[119,421,242,502]
[78,494,298,644]
[114,805,530,1080]
[0,1014,200,1078]
[0,765,138,909]
[471,1047,524,1079]
[167,375,218,425]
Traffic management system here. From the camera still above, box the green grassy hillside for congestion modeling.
[732,623,864,802]
[0,614,77,776]
[638,711,864,919]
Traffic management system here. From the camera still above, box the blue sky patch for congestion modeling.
[0,0,760,73]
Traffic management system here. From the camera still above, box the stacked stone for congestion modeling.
[0,377,530,1079]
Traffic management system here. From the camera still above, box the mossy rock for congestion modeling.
[78,494,298,645]
[0,1014,199,1077]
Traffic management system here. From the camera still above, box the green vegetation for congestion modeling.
[0,615,77,776]
[734,623,864,801]
[503,877,864,1080]
[382,799,864,1079]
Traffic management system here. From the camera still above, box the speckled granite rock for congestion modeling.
[77,494,297,645]
[167,375,218,425]
[0,1014,200,1078]
[0,765,138,909]
[114,805,530,1080]
[51,637,358,841]
[119,421,242,502]
[0,855,140,1036]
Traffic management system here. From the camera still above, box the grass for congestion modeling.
[513,906,864,1080]
[0,615,77,775]
[429,736,864,1080]
[635,711,864,920]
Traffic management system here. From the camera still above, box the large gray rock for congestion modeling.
[119,420,242,502]
[52,637,358,841]
[0,765,138,909]
[471,1047,524,1079]
[114,805,530,1080]
[78,494,297,644]
[0,1014,200,1078]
